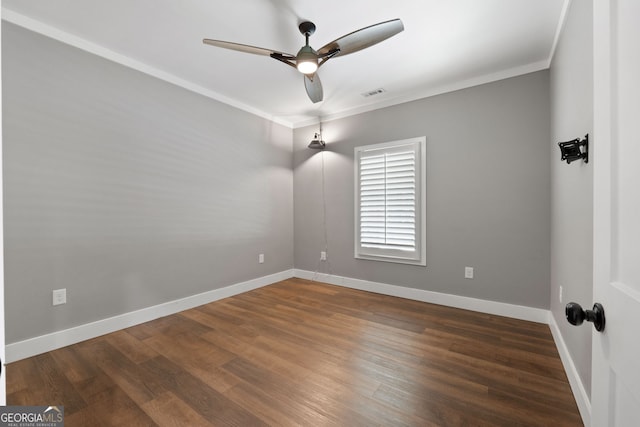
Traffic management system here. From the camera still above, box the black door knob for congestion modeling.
[565,302,606,332]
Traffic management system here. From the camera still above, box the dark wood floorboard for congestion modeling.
[7,278,583,426]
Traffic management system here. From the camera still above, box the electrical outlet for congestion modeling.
[464,267,474,279]
[559,286,563,303]
[259,253,264,264]
[53,288,67,306]
[320,251,327,261]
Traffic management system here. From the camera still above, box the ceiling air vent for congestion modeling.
[361,88,386,98]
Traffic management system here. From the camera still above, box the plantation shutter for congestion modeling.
[359,146,416,251]
[355,138,426,265]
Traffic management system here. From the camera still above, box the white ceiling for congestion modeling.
[2,0,568,128]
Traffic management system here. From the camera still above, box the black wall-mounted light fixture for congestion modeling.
[558,134,588,164]
[308,121,325,149]
[308,133,325,149]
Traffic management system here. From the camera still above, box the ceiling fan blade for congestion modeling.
[203,39,292,57]
[304,73,323,103]
[317,19,404,58]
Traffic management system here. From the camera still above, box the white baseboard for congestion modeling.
[549,314,591,427]
[5,269,295,363]
[294,269,550,323]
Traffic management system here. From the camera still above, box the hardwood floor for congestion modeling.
[7,278,583,426]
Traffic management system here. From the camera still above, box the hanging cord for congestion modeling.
[312,149,332,281]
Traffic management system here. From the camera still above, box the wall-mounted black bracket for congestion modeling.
[558,134,589,164]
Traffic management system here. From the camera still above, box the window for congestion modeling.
[354,137,426,266]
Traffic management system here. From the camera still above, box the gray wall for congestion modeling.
[294,71,551,309]
[2,23,293,343]
[549,0,593,397]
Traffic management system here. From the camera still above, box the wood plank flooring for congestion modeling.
[7,278,583,426]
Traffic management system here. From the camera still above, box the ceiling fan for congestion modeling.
[203,19,404,103]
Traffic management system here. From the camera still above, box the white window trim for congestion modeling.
[354,137,426,266]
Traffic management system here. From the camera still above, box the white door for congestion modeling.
[591,0,640,425]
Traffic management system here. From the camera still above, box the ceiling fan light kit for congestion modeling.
[203,19,404,103]
[296,46,319,74]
